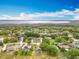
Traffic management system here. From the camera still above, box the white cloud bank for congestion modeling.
[0,8,79,20]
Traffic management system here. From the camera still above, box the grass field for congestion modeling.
[0,51,58,59]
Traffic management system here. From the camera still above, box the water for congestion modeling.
[0,20,70,24]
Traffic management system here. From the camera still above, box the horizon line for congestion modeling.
[0,20,73,21]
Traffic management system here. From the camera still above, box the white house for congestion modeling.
[73,39,79,48]
[68,34,73,38]
[2,44,7,51]
[6,46,18,52]
[57,43,70,51]
[0,38,4,43]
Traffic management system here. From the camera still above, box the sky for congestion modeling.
[0,0,79,20]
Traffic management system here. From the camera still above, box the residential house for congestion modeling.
[22,44,31,51]
[57,43,70,51]
[0,38,4,46]
[19,36,24,43]
[0,38,4,43]
[73,39,79,48]
[31,37,42,46]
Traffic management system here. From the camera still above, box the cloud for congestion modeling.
[0,8,79,20]
[73,15,79,20]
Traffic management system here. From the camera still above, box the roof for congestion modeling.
[0,38,4,42]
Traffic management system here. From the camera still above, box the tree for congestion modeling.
[40,42,48,51]
[73,33,79,39]
[9,38,18,43]
[4,38,18,43]
[25,32,40,37]
[43,38,50,44]
[4,38,9,43]
[50,40,56,45]
[25,39,31,44]
[55,36,66,43]
[65,48,79,59]
[17,49,33,56]
[47,45,59,56]
[51,34,58,39]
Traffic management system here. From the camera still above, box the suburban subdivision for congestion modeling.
[0,24,79,59]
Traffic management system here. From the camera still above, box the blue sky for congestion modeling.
[0,0,79,20]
